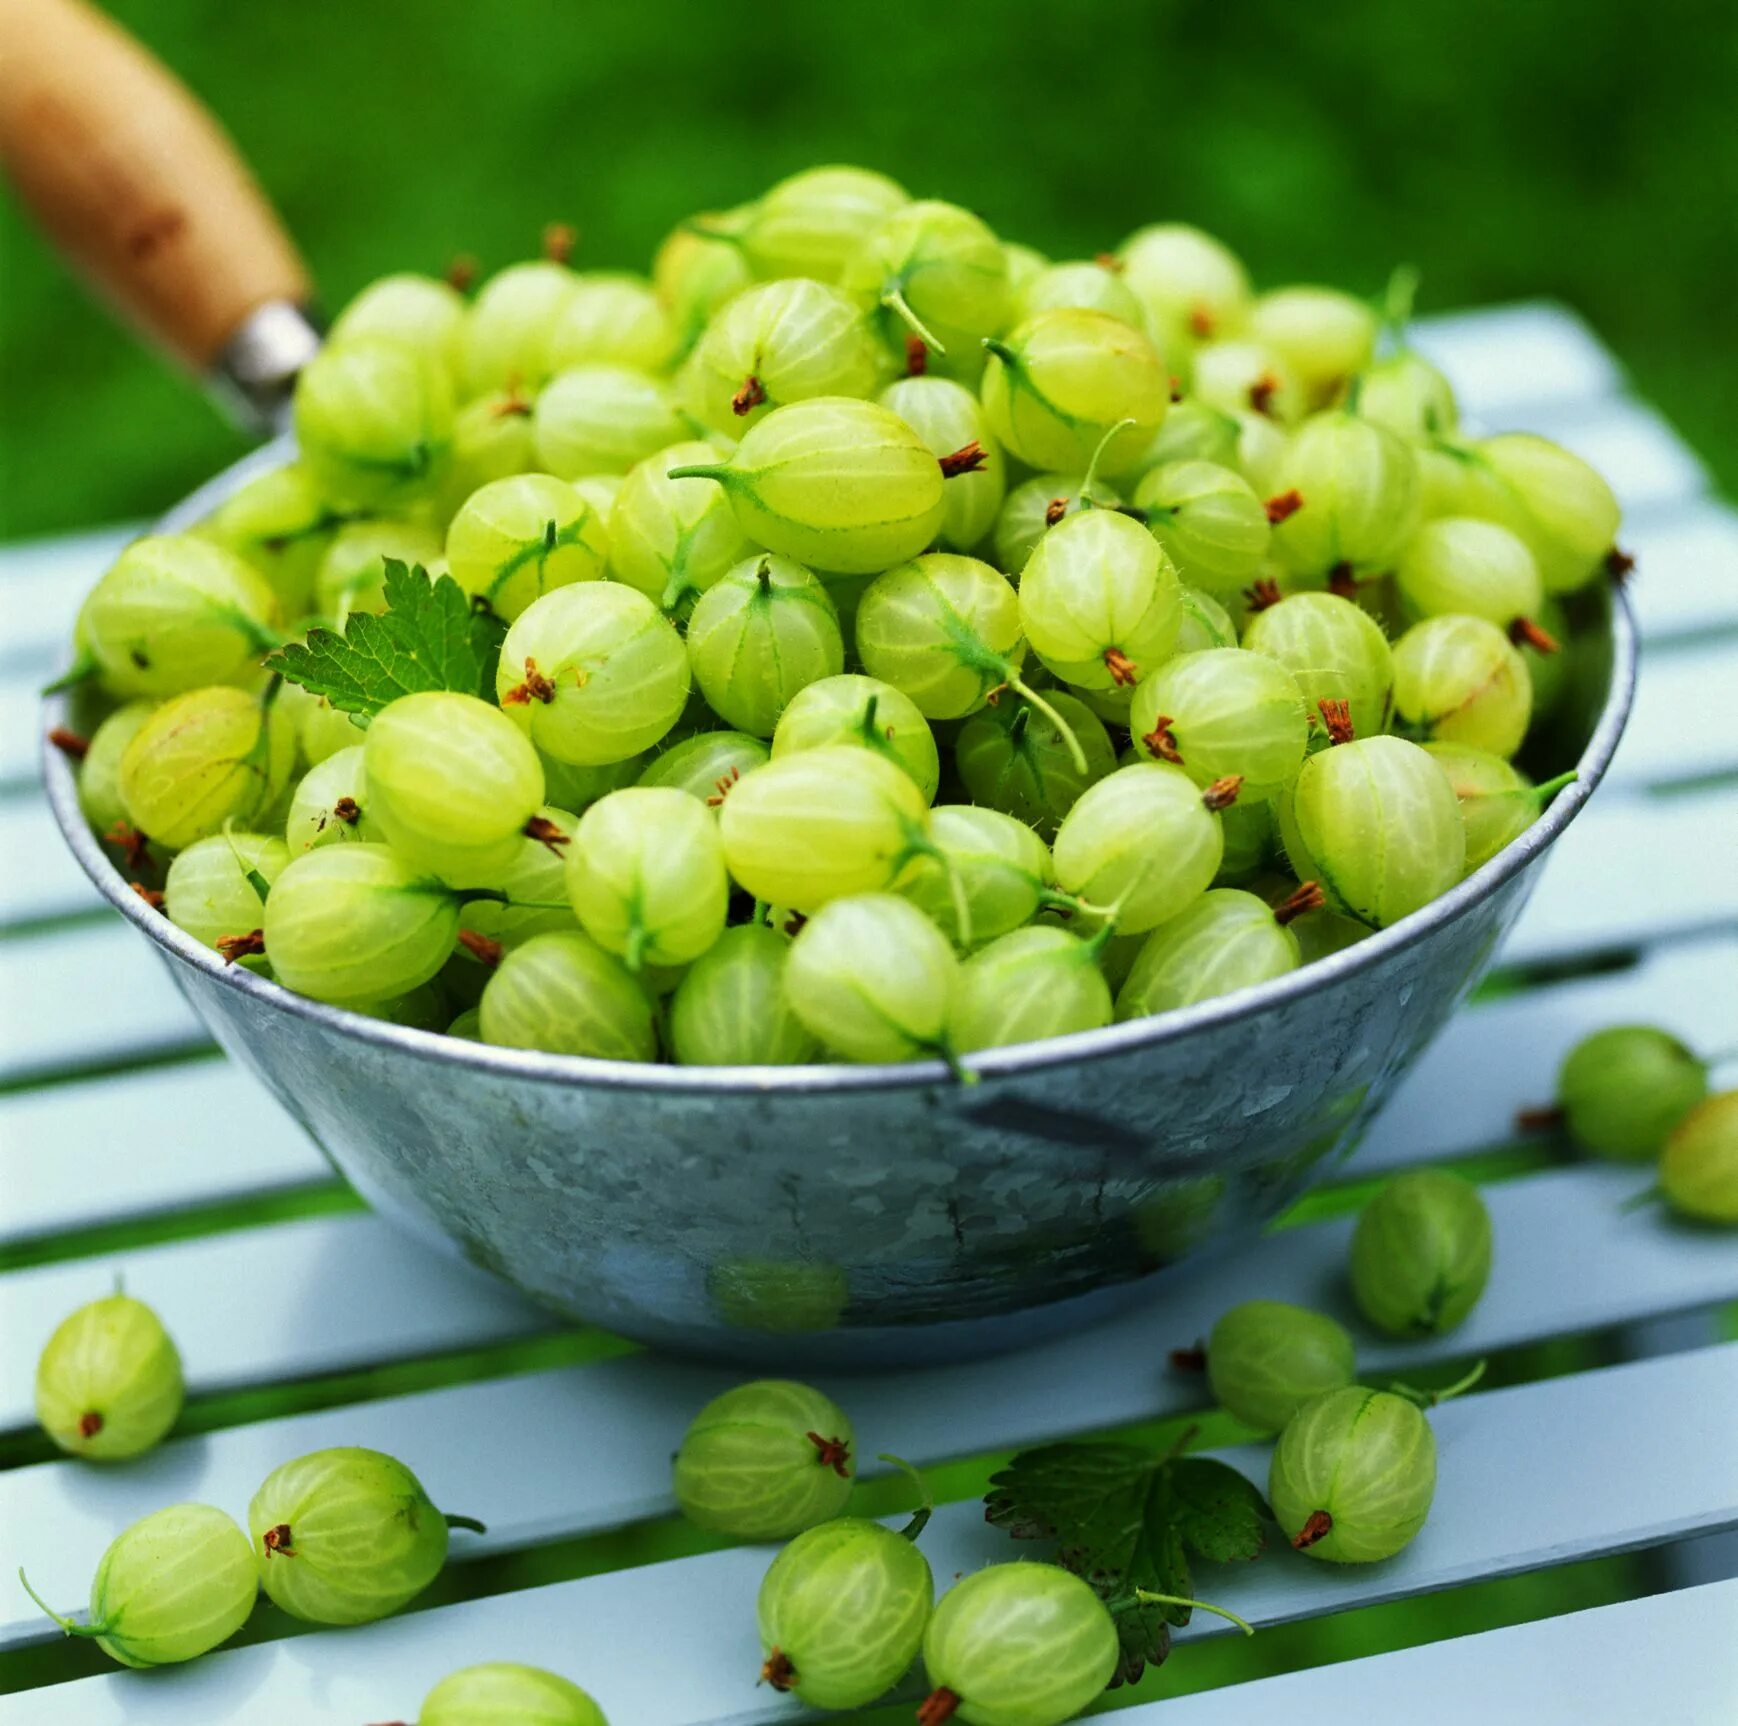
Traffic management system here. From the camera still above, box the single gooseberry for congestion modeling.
[1268,1386,1437,1563]
[1205,1299,1357,1433]
[21,1503,256,1667]
[1349,1169,1493,1337]
[35,1291,185,1460]
[1554,1025,1709,1161]
[757,1480,934,1709]
[1659,1091,1738,1225]
[407,1662,608,1726]
[672,1379,856,1539]
[248,1446,483,1625]
[917,1562,1119,1726]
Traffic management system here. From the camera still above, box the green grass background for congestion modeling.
[2,0,1734,540]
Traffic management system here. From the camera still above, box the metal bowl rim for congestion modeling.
[41,448,1639,1098]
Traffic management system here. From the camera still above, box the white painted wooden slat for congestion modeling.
[5,1163,1735,1646]
[0,797,99,928]
[0,1213,551,1437]
[0,523,133,676]
[0,1063,329,1246]
[0,680,46,793]
[1350,932,1738,1175]
[1607,638,1738,788]
[1505,784,1738,965]
[1486,395,1709,515]
[0,923,207,1087]
[1409,302,1623,418]
[15,1344,1733,1724]
[1622,496,1738,640]
[1125,1577,1738,1725]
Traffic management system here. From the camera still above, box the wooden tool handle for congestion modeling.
[0,0,311,374]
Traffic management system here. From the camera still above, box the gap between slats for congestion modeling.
[9,1344,1732,1723]
[3,1161,1734,1647]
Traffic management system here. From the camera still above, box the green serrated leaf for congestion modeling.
[984,1437,1269,1689]
[1170,1457,1271,1565]
[264,561,506,719]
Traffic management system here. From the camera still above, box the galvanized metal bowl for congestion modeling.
[43,446,1638,1367]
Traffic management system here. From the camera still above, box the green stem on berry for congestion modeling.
[1619,1182,1662,1215]
[1003,676,1088,775]
[1079,416,1136,508]
[1388,1357,1487,1409]
[665,462,734,489]
[1131,1589,1255,1636]
[18,1569,104,1640]
[877,1453,935,1542]
[443,1513,488,1535]
[881,286,948,358]
[41,652,99,696]
[933,1032,977,1087]
[1377,264,1422,340]
[1530,770,1579,804]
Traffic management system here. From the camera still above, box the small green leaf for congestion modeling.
[265,562,506,718]
[984,1438,1270,1688]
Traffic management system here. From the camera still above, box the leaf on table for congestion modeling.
[985,1439,1270,1687]
[265,561,505,718]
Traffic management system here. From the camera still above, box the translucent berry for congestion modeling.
[1269,1386,1436,1563]
[771,674,941,802]
[1206,1299,1356,1432]
[673,1379,855,1538]
[248,1446,481,1625]
[1660,1092,1738,1225]
[1556,1026,1709,1161]
[413,1662,608,1726]
[918,1562,1119,1726]
[1349,1169,1493,1337]
[35,1292,184,1460]
[444,473,609,622]
[951,926,1112,1054]
[22,1503,256,1667]
[668,924,819,1066]
[757,1512,934,1708]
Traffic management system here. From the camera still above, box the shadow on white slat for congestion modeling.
[5,1163,1736,1645]
[1348,934,1738,1175]
[0,1063,329,1246]
[12,1346,1733,1725]
[1122,1578,1738,1725]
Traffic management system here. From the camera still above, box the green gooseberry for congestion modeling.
[1424,742,1576,876]
[673,1379,855,1537]
[605,438,755,613]
[982,307,1169,479]
[668,925,820,1067]
[758,1510,934,1709]
[293,336,454,512]
[74,699,158,836]
[1556,1025,1709,1161]
[248,1446,483,1625]
[1349,1169,1493,1337]
[532,364,690,478]
[919,1562,1119,1726]
[444,472,609,622]
[955,689,1116,838]
[638,730,771,810]
[35,1291,184,1460]
[1205,1299,1356,1432]
[22,1503,257,1667]
[733,164,910,283]
[840,198,1010,373]
[771,673,941,803]
[878,375,1008,552]
[1660,1091,1738,1224]
[413,1661,608,1725]
[667,397,946,576]
[1269,1386,1436,1563]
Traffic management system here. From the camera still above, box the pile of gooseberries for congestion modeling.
[54,164,1624,1069]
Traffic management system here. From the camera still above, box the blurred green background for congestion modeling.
[2,0,1734,540]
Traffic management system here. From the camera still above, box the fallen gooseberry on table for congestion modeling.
[917,1561,1120,1726]
[248,1446,483,1625]
[1659,1091,1738,1225]
[1204,1298,1357,1432]
[35,1290,185,1461]
[22,1502,256,1667]
[394,1661,609,1726]
[673,1379,856,1538]
[1551,1025,1710,1162]
[1349,1169,1493,1338]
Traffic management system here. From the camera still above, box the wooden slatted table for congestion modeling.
[0,303,1734,1723]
